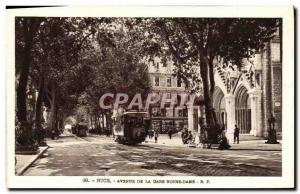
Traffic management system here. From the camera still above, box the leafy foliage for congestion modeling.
[15,17,279,145]
[140,18,279,143]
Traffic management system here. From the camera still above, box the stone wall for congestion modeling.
[271,38,282,133]
[260,38,282,136]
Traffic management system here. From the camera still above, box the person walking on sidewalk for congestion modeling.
[181,128,188,144]
[51,129,56,140]
[186,131,193,144]
[168,127,173,140]
[154,128,159,143]
[234,124,240,144]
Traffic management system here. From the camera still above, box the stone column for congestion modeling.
[261,42,272,137]
[197,106,203,133]
[248,89,263,136]
[225,95,235,144]
[187,106,194,132]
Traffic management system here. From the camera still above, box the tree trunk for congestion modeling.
[16,47,30,124]
[17,33,32,124]
[47,81,57,131]
[16,18,42,149]
[101,111,105,130]
[16,18,41,125]
[55,106,59,133]
[93,114,97,133]
[96,112,101,133]
[199,54,218,143]
[199,57,215,127]
[106,111,112,131]
[208,58,215,97]
[35,75,45,125]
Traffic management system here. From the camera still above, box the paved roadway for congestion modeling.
[23,135,282,176]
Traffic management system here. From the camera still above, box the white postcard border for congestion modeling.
[6,6,295,189]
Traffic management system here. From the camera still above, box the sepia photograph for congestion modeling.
[6,6,294,189]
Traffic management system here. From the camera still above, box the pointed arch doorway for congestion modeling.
[235,86,251,134]
[213,87,227,128]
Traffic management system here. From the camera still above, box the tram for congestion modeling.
[113,110,150,145]
[72,122,88,137]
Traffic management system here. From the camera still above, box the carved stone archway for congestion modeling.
[213,87,226,128]
[234,85,251,134]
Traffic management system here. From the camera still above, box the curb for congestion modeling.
[144,139,282,151]
[17,146,49,176]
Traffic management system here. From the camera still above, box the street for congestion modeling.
[23,135,282,176]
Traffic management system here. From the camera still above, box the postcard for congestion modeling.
[6,6,295,189]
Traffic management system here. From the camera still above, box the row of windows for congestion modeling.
[152,107,188,117]
[153,76,182,87]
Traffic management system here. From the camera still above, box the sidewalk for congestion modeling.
[144,133,282,151]
[15,146,49,175]
[15,131,76,175]
[144,133,183,146]
[15,133,114,175]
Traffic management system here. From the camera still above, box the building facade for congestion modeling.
[213,31,282,141]
[147,30,282,140]
[148,58,191,133]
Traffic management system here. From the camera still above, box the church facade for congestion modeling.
[213,30,282,140]
[147,30,282,141]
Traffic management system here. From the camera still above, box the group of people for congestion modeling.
[183,124,240,147]
[148,126,176,143]
[147,128,159,143]
[148,126,193,145]
[146,123,241,147]
[181,128,193,144]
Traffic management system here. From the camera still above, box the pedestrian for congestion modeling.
[168,127,173,139]
[234,124,240,144]
[181,128,188,144]
[106,128,110,137]
[51,129,56,140]
[186,131,193,144]
[154,128,159,143]
[148,130,154,139]
[144,118,151,137]
[219,125,231,150]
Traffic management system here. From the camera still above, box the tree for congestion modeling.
[16,17,108,145]
[143,18,279,143]
[30,17,107,132]
[15,17,42,148]
[15,17,42,125]
[79,19,151,132]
